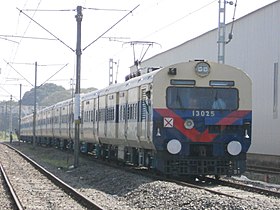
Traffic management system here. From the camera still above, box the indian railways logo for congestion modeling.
[164,117,174,127]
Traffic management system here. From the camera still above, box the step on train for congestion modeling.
[21,60,252,177]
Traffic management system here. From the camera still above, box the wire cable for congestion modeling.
[0,34,56,41]
[17,8,75,52]
[38,63,69,87]
[83,4,140,51]
[83,7,130,12]
[142,0,216,40]
[3,60,34,87]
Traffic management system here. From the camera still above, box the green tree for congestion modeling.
[21,83,65,106]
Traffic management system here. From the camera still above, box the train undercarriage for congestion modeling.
[20,135,246,177]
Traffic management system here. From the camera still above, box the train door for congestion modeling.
[57,107,61,136]
[118,90,128,141]
[94,97,99,141]
[80,100,84,139]
[104,95,108,138]
[97,95,106,138]
[69,100,74,140]
[127,87,139,143]
[51,107,55,139]
[107,92,119,140]
[138,85,152,142]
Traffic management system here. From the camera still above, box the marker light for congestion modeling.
[210,80,235,86]
[171,79,196,85]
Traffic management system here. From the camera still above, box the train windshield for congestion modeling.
[166,87,238,110]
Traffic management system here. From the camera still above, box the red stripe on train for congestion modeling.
[155,109,250,143]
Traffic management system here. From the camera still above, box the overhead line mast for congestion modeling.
[16,4,140,168]
[74,6,82,168]
[217,0,227,64]
[217,0,236,64]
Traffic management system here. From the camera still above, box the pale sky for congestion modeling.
[0,0,277,101]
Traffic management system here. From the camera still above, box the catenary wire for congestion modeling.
[17,8,75,52]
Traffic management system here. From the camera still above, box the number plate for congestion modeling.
[192,110,215,117]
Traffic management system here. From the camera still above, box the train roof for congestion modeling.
[81,68,161,101]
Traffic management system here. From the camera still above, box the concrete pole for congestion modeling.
[218,0,226,64]
[9,95,12,143]
[18,84,22,141]
[33,62,37,148]
[74,6,83,168]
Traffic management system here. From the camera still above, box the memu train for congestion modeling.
[20,60,252,176]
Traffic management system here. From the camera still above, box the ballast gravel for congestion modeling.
[8,142,280,210]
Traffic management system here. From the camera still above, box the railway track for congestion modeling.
[87,154,280,200]
[205,176,280,198]
[0,163,21,210]
[0,143,103,210]
[247,165,280,175]
[72,146,280,201]
[5,142,280,209]
[141,172,280,200]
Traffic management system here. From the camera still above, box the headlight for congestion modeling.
[167,139,182,154]
[227,141,242,156]
[195,61,210,77]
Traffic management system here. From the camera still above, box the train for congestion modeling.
[20,60,252,177]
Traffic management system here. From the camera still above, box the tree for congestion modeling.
[21,83,98,107]
[21,83,66,106]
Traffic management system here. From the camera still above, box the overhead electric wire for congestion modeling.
[38,63,69,87]
[0,85,14,97]
[19,8,75,12]
[0,83,24,100]
[10,0,42,63]
[8,62,65,66]
[0,36,19,44]
[0,0,42,97]
[17,8,75,52]
[0,34,56,41]
[83,7,130,12]
[4,60,34,87]
[110,0,217,61]
[142,0,216,40]
[82,4,140,51]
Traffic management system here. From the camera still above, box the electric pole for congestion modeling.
[19,84,22,141]
[74,6,83,168]
[218,0,234,64]
[9,95,12,140]
[33,62,37,148]
[5,102,7,140]
[218,0,226,64]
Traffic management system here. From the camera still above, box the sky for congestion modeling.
[0,0,277,101]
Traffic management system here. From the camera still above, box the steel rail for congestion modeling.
[205,177,280,198]
[247,165,280,175]
[4,143,103,210]
[0,163,24,210]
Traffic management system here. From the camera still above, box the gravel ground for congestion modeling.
[0,172,15,209]
[6,142,280,210]
[0,143,87,210]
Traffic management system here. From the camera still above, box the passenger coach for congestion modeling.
[20,60,252,177]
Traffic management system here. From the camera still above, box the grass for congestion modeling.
[22,144,74,170]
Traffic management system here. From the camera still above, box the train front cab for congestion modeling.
[152,61,252,176]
